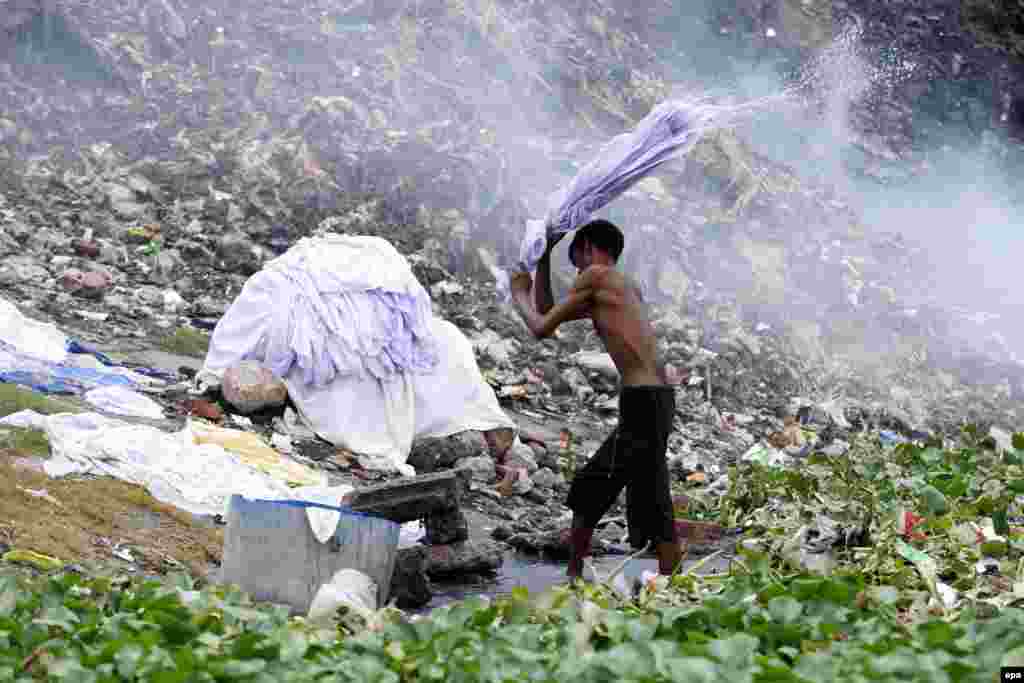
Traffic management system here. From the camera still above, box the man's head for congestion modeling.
[568,219,624,271]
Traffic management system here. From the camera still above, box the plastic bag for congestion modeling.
[307,568,378,622]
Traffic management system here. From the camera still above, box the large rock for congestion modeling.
[221,361,288,414]
[424,507,469,545]
[422,539,505,577]
[105,183,147,219]
[407,431,488,473]
[389,547,433,609]
[216,231,267,275]
[571,351,619,381]
[348,469,471,523]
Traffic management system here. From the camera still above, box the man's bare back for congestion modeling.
[581,266,665,387]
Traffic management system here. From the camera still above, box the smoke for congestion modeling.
[681,10,1024,363]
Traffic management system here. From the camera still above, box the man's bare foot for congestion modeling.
[656,539,686,576]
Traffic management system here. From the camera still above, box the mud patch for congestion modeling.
[0,450,222,577]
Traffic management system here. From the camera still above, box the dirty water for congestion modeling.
[421,549,734,612]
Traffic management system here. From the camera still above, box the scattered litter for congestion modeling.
[230,414,254,428]
[742,442,790,467]
[17,486,61,506]
[307,568,379,622]
[3,548,63,571]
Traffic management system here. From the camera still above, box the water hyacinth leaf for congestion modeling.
[767,596,803,624]
[919,485,949,516]
[114,644,145,678]
[33,606,80,632]
[1012,433,1024,451]
[708,633,759,668]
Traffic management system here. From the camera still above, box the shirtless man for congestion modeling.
[509,219,683,579]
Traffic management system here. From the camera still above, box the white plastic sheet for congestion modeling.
[0,296,68,363]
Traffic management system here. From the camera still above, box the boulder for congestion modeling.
[221,361,288,414]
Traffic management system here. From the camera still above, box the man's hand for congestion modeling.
[510,271,533,297]
[544,231,566,257]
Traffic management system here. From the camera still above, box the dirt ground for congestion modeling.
[0,449,222,578]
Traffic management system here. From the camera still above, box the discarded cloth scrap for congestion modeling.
[202,234,440,388]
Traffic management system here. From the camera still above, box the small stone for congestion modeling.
[424,507,469,545]
[460,455,496,482]
[571,351,619,381]
[506,439,538,474]
[530,467,560,489]
[163,289,187,314]
[216,231,266,275]
[73,239,101,258]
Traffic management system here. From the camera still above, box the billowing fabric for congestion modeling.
[497,99,723,300]
[203,234,440,388]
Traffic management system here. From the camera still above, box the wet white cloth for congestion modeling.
[200,235,516,474]
[282,317,515,476]
[202,234,440,388]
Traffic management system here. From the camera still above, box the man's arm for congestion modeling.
[513,266,602,339]
[534,233,565,314]
[534,251,556,314]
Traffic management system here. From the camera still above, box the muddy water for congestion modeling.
[421,550,734,612]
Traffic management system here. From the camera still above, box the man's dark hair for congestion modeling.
[568,219,624,268]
